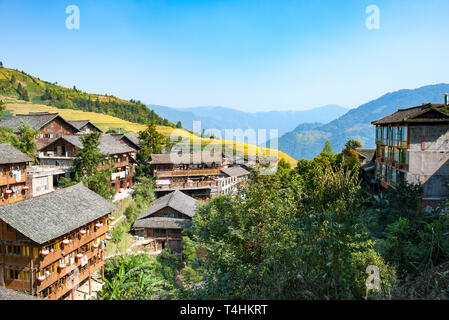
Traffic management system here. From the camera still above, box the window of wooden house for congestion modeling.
[6,269,20,280]
[7,245,21,255]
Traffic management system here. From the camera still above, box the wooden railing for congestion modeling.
[42,260,103,300]
[157,181,217,190]
[154,169,221,178]
[37,246,104,292]
[39,224,109,268]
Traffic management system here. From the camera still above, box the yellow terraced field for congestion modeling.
[2,99,297,167]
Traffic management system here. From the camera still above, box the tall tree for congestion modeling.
[138,122,168,160]
[0,99,5,116]
[176,121,182,129]
[73,131,103,178]
[15,123,39,159]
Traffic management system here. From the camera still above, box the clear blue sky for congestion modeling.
[1,0,449,112]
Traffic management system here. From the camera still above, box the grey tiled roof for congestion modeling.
[68,120,103,133]
[39,134,137,155]
[110,133,141,150]
[221,166,250,177]
[0,287,41,300]
[133,217,192,229]
[0,113,80,133]
[0,143,33,165]
[371,103,449,125]
[0,183,117,244]
[357,149,376,161]
[135,190,198,222]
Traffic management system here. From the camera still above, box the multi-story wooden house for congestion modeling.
[133,190,197,253]
[217,166,250,195]
[38,134,137,194]
[148,152,226,200]
[371,101,449,208]
[68,120,103,134]
[0,144,33,206]
[0,183,116,300]
[0,112,80,148]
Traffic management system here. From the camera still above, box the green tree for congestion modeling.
[73,131,103,178]
[15,122,39,159]
[321,139,333,155]
[0,61,3,68]
[0,99,5,117]
[176,121,182,129]
[17,83,30,101]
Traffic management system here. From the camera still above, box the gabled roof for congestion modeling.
[39,134,137,155]
[68,120,103,133]
[133,217,192,230]
[371,103,449,125]
[0,183,116,244]
[110,133,141,150]
[149,152,224,165]
[0,287,41,300]
[0,143,33,165]
[221,166,250,177]
[0,112,80,133]
[356,149,376,161]
[135,190,198,222]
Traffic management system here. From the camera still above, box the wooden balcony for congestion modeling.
[157,181,217,190]
[37,246,104,293]
[39,224,109,268]
[0,174,27,186]
[154,169,221,178]
[42,259,104,300]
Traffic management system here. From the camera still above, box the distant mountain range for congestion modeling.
[269,83,449,160]
[149,104,348,143]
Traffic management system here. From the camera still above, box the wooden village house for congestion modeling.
[371,98,449,209]
[0,112,80,149]
[133,190,197,253]
[38,134,138,194]
[0,144,33,206]
[0,183,116,300]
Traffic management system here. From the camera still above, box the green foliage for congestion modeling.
[182,236,197,266]
[125,176,156,224]
[365,182,449,279]
[17,83,29,101]
[0,123,38,160]
[73,131,103,178]
[138,122,169,160]
[0,99,5,116]
[322,139,333,154]
[98,254,178,300]
[58,177,78,188]
[72,131,114,199]
[188,165,396,300]
[0,68,174,127]
[83,168,115,199]
[176,121,182,128]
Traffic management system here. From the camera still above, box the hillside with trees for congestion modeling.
[0,66,174,127]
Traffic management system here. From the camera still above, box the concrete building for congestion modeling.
[371,100,449,208]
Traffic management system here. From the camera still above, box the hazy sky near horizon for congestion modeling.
[1,0,449,112]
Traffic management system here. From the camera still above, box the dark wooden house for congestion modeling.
[38,134,137,194]
[0,112,80,148]
[0,183,116,300]
[133,190,197,253]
